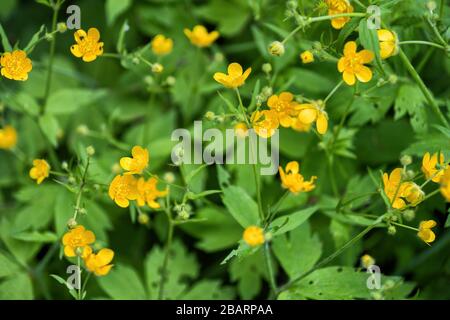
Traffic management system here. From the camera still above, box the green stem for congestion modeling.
[399,41,446,50]
[158,207,174,299]
[426,17,448,48]
[390,221,419,232]
[323,80,344,104]
[263,242,278,296]
[267,190,290,224]
[397,49,449,128]
[42,3,60,113]
[73,156,90,221]
[77,256,82,300]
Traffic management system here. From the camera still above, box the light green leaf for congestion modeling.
[97,264,147,300]
[0,251,20,278]
[222,185,259,228]
[12,231,57,243]
[270,206,318,236]
[0,273,33,299]
[0,23,12,52]
[38,113,59,146]
[106,0,132,26]
[46,89,106,115]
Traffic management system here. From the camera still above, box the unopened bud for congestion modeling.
[152,63,164,73]
[166,76,176,86]
[76,124,89,136]
[427,1,437,11]
[57,22,67,33]
[403,209,415,221]
[67,218,77,229]
[61,161,69,171]
[205,111,215,120]
[400,155,412,166]
[262,63,272,74]
[86,145,95,156]
[387,225,397,235]
[163,172,175,184]
[138,213,150,225]
[268,41,285,56]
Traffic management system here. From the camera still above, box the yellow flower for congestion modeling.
[243,226,265,247]
[184,25,219,48]
[422,152,446,183]
[70,28,104,62]
[383,168,423,209]
[151,34,173,55]
[62,225,95,257]
[417,220,437,244]
[377,29,398,59]
[213,62,251,89]
[234,122,249,138]
[291,117,312,132]
[0,125,18,149]
[325,0,354,29]
[439,167,450,201]
[84,248,114,276]
[338,41,374,86]
[108,174,138,208]
[251,109,279,138]
[296,101,328,134]
[360,254,375,268]
[1,50,32,81]
[279,161,317,194]
[300,51,314,64]
[267,92,299,127]
[136,177,168,209]
[29,159,50,184]
[120,146,149,175]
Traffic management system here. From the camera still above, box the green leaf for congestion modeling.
[106,0,132,26]
[46,89,106,115]
[116,20,130,54]
[24,24,45,53]
[394,84,428,133]
[186,189,222,200]
[38,113,59,147]
[182,280,235,300]
[97,264,147,299]
[358,19,383,73]
[12,231,57,243]
[0,250,20,278]
[270,206,318,236]
[0,23,12,52]
[222,185,259,228]
[272,221,322,279]
[0,273,33,299]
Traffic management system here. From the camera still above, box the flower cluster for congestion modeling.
[109,146,168,208]
[62,225,114,276]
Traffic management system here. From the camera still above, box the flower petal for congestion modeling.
[228,63,243,77]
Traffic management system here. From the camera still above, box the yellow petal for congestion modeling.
[343,41,357,56]
[83,230,96,244]
[316,112,328,134]
[87,28,101,42]
[286,161,299,174]
[279,92,293,102]
[343,71,356,85]
[96,264,113,276]
[357,50,374,64]
[298,108,317,124]
[420,220,437,229]
[241,67,251,81]
[120,157,133,171]
[337,57,346,72]
[97,248,114,265]
[74,29,87,43]
[377,29,394,42]
[64,246,76,257]
[355,66,373,83]
[228,63,243,77]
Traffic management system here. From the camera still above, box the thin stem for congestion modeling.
[73,157,90,221]
[323,80,344,104]
[158,204,174,300]
[101,52,122,59]
[42,2,60,113]
[426,17,448,48]
[267,190,290,223]
[399,41,446,50]
[80,272,91,299]
[264,242,278,295]
[397,49,449,128]
[77,256,82,300]
[390,221,419,232]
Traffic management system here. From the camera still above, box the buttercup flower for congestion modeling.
[439,167,450,201]
[29,159,50,184]
[120,146,149,174]
[377,29,398,59]
[108,174,138,208]
[184,25,219,48]
[296,101,328,134]
[325,0,354,29]
[417,220,437,244]
[267,92,299,127]
[338,41,374,86]
[422,152,446,183]
[300,51,314,64]
[251,109,279,138]
[243,226,265,247]
[279,161,317,194]
[70,28,104,62]
[213,62,251,89]
[151,34,173,55]
[136,177,168,209]
[0,125,18,149]
[383,168,423,209]
[84,248,114,276]
[62,225,95,257]
[1,50,32,81]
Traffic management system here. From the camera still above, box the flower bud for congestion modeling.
[286,0,298,10]
[144,75,154,85]
[387,225,397,235]
[214,52,224,62]
[178,210,190,220]
[45,33,54,41]
[163,172,175,184]
[57,22,67,33]
[152,63,164,73]
[388,74,398,84]
[67,218,77,229]
[400,155,412,166]
[403,209,415,221]
[61,161,69,171]
[261,86,273,99]
[262,63,272,74]
[205,111,215,120]
[166,76,176,86]
[268,41,285,56]
[76,124,89,136]
[86,145,95,156]
[427,1,437,11]
[138,213,150,225]
[383,280,396,290]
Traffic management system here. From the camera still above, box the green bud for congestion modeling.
[268,41,285,57]
[387,225,397,235]
[400,155,412,166]
[262,63,272,74]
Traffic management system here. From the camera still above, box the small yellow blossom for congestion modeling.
[377,29,398,59]
[439,167,450,201]
[361,254,375,268]
[213,62,251,89]
[243,226,265,247]
[29,159,50,184]
[417,220,437,244]
[267,92,299,127]
[1,50,32,81]
[184,25,219,48]
[251,109,279,138]
[70,28,104,62]
[422,152,446,183]
[151,34,173,55]
[234,122,249,138]
[108,174,138,208]
[325,0,354,30]
[84,248,114,276]
[338,41,374,86]
[296,101,328,134]
[120,146,149,175]
[279,161,317,194]
[62,225,95,258]
[0,125,18,149]
[290,117,312,132]
[136,177,168,209]
[300,51,314,64]
[383,168,423,209]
